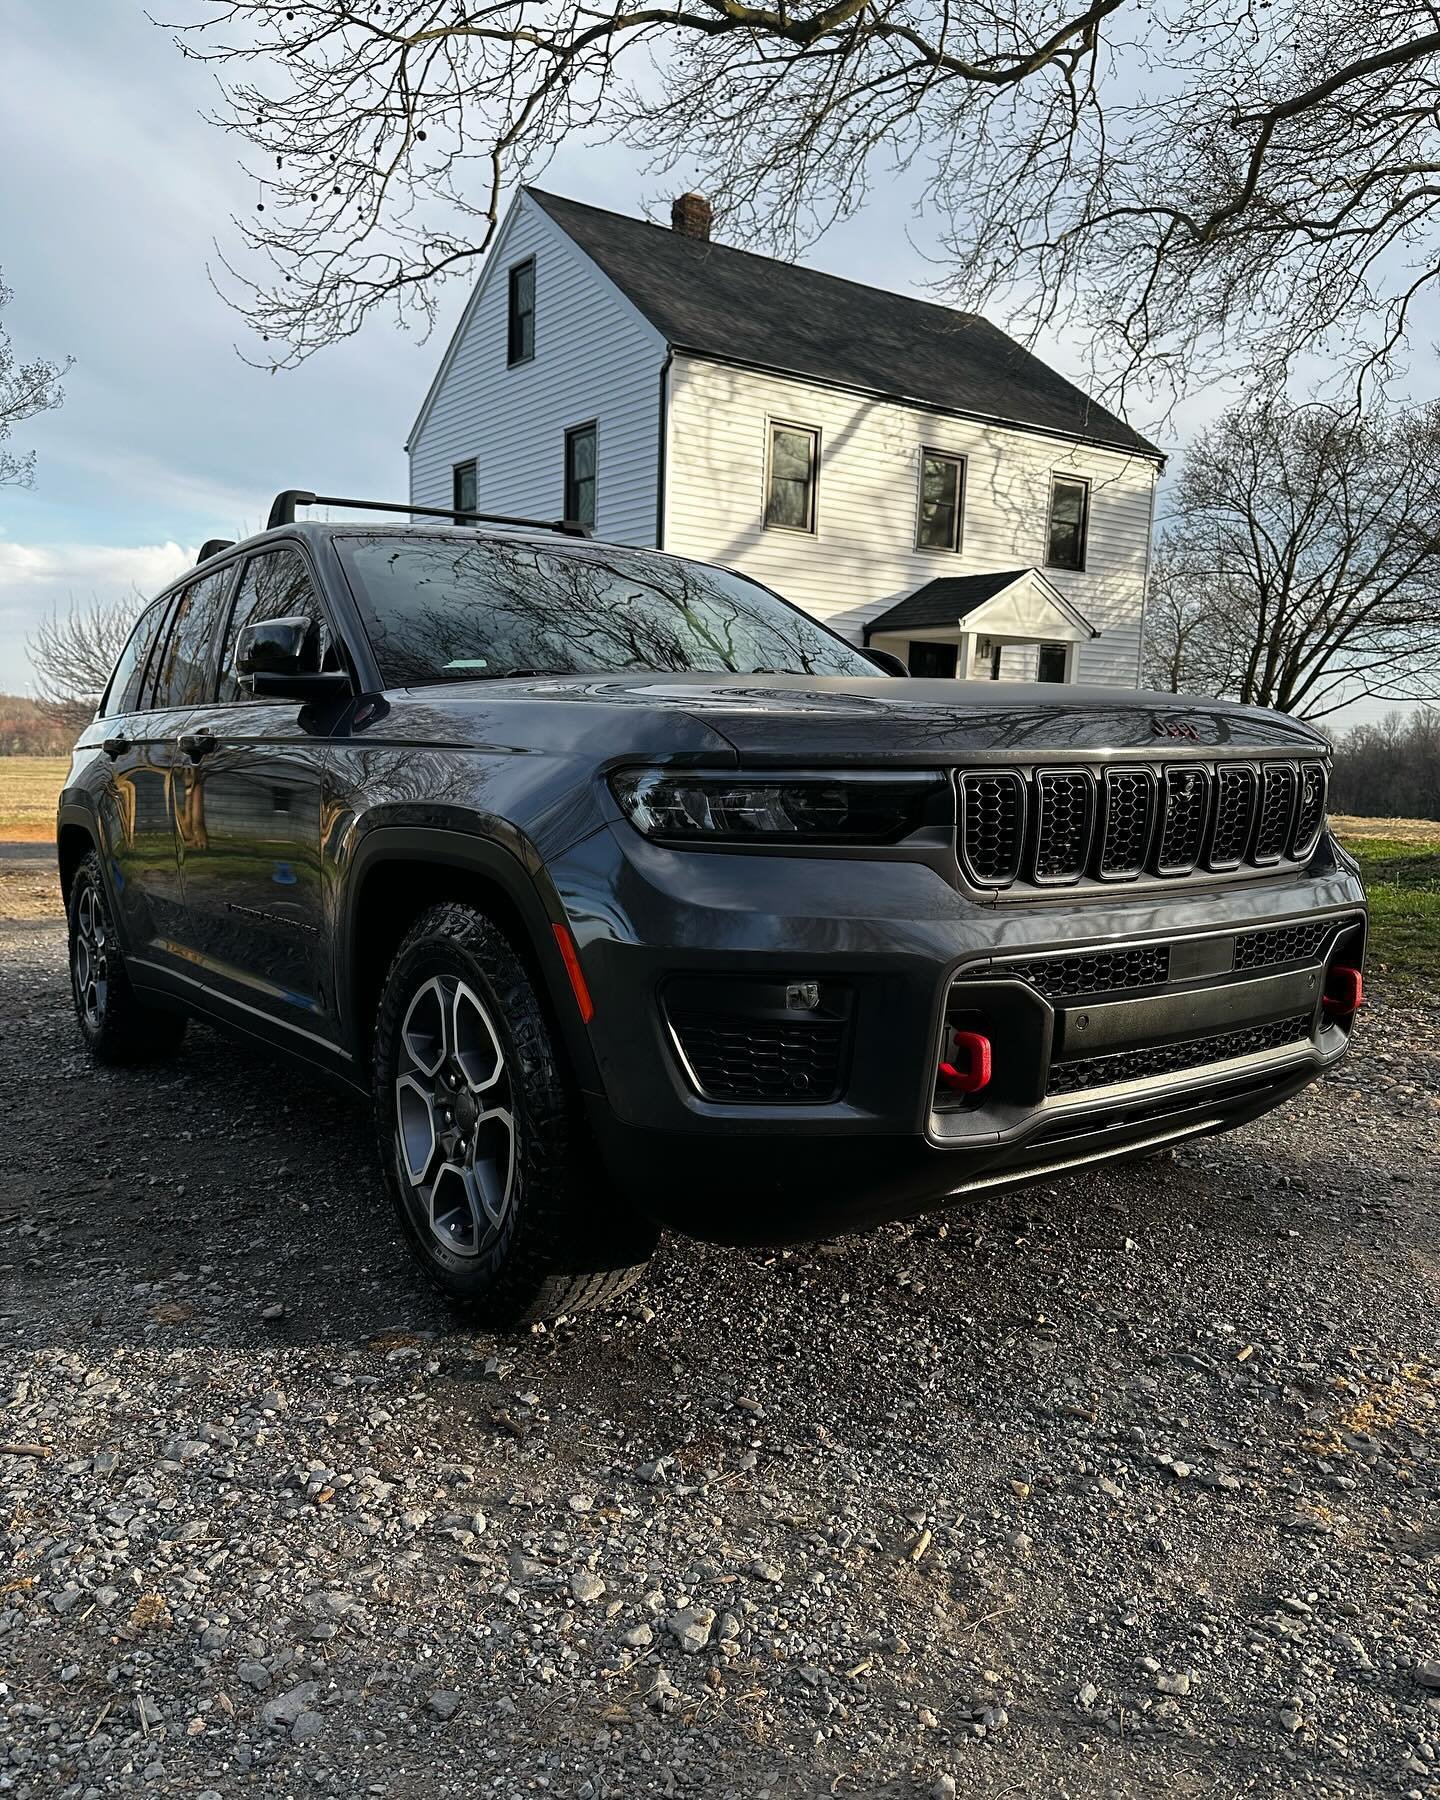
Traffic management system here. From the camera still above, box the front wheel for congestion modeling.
[373,900,657,1327]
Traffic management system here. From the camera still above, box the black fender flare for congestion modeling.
[337,823,604,1093]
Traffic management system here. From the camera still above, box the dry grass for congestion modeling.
[1331,812,1440,845]
[0,758,68,840]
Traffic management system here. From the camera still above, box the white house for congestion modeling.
[407,189,1165,684]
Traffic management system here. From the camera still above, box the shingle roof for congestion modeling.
[864,571,1035,639]
[528,189,1161,460]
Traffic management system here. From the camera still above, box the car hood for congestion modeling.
[399,674,1327,765]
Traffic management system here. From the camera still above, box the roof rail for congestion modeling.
[197,538,236,564]
[266,489,591,538]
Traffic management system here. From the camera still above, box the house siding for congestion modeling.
[408,194,667,544]
[663,356,1159,685]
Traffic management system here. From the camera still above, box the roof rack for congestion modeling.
[265,489,591,537]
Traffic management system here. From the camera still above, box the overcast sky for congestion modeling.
[0,6,1423,727]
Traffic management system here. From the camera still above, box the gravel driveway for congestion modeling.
[2,847,1436,1800]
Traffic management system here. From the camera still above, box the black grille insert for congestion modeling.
[1155,765,1210,875]
[1290,762,1327,859]
[1047,1014,1313,1096]
[958,771,1026,886]
[1097,768,1157,878]
[669,1014,846,1103]
[1034,770,1095,885]
[1232,920,1332,971]
[1253,762,1298,863]
[976,944,1171,1000]
[1208,764,1259,869]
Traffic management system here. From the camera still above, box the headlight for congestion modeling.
[610,769,942,844]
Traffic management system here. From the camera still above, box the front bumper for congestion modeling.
[552,825,1366,1239]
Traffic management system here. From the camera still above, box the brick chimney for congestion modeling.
[670,193,712,242]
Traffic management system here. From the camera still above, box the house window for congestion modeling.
[764,423,819,532]
[1046,474,1090,570]
[916,451,965,551]
[564,422,597,527]
[1036,642,1069,683]
[507,259,535,365]
[452,460,477,522]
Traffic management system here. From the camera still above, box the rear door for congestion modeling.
[171,544,343,1052]
[93,567,234,983]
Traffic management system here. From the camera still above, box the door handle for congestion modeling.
[179,730,218,761]
[102,734,132,760]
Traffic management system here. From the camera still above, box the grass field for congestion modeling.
[0,757,67,840]
[1,759,1435,988]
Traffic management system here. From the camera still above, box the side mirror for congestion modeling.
[235,615,350,700]
[867,648,910,677]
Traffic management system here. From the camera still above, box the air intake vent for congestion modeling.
[1034,770,1095,885]
[1208,764,1258,870]
[957,772,1026,886]
[1155,765,1210,875]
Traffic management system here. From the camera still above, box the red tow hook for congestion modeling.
[1323,965,1364,1022]
[938,1028,993,1094]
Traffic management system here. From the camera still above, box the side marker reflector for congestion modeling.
[939,1028,992,1094]
[552,923,595,1024]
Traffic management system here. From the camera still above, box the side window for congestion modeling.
[101,596,168,718]
[147,567,235,711]
[507,259,535,365]
[764,422,819,533]
[217,548,330,703]
[1046,474,1091,571]
[564,422,597,527]
[452,459,477,522]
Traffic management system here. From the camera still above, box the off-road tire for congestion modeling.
[67,849,187,1063]
[373,900,657,1327]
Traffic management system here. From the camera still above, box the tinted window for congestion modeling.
[218,548,331,702]
[101,596,169,718]
[148,567,235,710]
[336,535,879,685]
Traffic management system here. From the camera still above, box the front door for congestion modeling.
[1036,642,1069,683]
[907,640,958,679]
[173,545,340,1052]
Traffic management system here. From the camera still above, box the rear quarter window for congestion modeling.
[100,596,170,719]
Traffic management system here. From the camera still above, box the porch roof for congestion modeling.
[863,567,1099,646]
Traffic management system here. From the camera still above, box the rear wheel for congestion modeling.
[373,900,657,1327]
[67,849,186,1063]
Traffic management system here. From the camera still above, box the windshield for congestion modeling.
[335,534,881,685]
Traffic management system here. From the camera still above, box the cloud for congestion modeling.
[0,537,196,692]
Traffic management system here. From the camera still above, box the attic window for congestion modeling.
[508,259,535,365]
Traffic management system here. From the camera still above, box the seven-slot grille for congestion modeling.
[957,758,1326,891]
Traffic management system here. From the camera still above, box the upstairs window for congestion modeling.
[564,422,597,528]
[1046,474,1090,571]
[917,451,965,552]
[452,459,477,522]
[507,259,535,365]
[764,422,819,532]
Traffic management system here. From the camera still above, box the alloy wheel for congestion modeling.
[73,882,109,1031]
[394,974,516,1258]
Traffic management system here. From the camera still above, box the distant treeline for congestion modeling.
[1328,707,1440,822]
[0,694,72,756]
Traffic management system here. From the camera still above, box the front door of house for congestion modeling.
[1036,643,1069,682]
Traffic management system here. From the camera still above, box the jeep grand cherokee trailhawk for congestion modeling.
[58,491,1367,1324]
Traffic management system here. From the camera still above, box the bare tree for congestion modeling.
[162,4,1440,403]
[27,593,145,732]
[0,271,70,487]
[1143,396,1440,718]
